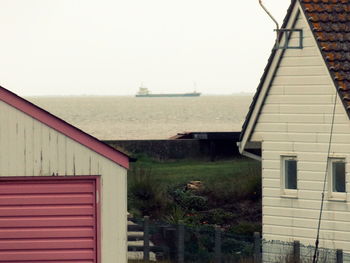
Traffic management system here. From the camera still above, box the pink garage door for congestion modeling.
[0,178,98,263]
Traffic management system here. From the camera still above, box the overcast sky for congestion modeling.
[0,0,291,96]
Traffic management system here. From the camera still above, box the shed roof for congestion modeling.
[0,86,129,169]
[240,0,350,149]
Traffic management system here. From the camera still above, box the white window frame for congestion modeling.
[281,155,298,198]
[328,158,346,201]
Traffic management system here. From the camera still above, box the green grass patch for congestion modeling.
[128,156,262,235]
[131,155,258,186]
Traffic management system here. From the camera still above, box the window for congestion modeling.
[284,158,297,189]
[329,159,346,197]
[281,156,297,196]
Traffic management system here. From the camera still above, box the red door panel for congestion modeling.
[0,179,97,262]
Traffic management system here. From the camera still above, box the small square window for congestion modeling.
[284,159,297,190]
[331,160,345,193]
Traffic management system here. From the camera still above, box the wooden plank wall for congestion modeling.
[0,101,127,263]
[250,7,350,254]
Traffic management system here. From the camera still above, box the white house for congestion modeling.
[239,0,350,261]
[0,86,129,263]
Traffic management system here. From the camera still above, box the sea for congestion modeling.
[27,95,253,140]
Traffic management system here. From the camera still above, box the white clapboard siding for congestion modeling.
[264,216,350,233]
[250,7,350,254]
[269,85,335,95]
[0,100,127,263]
[257,123,350,134]
[263,206,350,224]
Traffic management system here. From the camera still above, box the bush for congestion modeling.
[169,186,208,211]
[203,164,261,204]
[204,208,237,225]
[229,221,262,236]
[128,166,169,217]
[163,206,187,224]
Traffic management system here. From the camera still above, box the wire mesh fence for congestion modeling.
[128,216,349,263]
[128,216,256,262]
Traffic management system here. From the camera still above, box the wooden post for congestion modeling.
[293,240,300,263]
[177,220,185,263]
[336,249,343,263]
[254,232,261,263]
[214,226,222,263]
[143,216,150,261]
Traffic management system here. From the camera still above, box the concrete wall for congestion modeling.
[104,139,240,161]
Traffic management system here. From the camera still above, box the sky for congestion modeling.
[0,0,291,96]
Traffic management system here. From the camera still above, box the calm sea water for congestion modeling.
[27,95,253,140]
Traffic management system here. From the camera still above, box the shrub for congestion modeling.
[163,206,187,224]
[204,208,237,225]
[228,221,262,236]
[169,186,208,211]
[128,166,169,217]
[203,164,261,204]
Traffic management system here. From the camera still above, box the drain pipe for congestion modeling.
[258,0,280,43]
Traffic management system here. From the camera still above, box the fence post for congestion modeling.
[254,232,261,263]
[214,226,222,263]
[143,216,150,261]
[293,240,300,263]
[177,220,185,263]
[336,249,343,263]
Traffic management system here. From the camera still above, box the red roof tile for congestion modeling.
[240,0,350,145]
[300,0,350,115]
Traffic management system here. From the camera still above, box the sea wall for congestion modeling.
[103,139,240,160]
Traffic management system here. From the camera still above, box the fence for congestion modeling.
[128,216,256,262]
[128,216,350,263]
[262,240,346,263]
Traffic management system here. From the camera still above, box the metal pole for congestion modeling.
[143,216,150,261]
[214,226,222,263]
[336,249,343,263]
[254,232,261,263]
[293,240,300,263]
[258,0,280,47]
[177,220,185,263]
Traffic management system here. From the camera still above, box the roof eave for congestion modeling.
[0,87,129,169]
[239,0,298,153]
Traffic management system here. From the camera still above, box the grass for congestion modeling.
[130,155,258,186]
[128,155,261,229]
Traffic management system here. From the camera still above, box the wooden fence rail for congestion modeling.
[127,216,346,263]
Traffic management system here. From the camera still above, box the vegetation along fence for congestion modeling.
[128,217,350,263]
[128,216,256,262]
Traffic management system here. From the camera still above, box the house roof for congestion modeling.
[239,0,297,143]
[240,0,350,148]
[300,0,350,113]
[0,86,129,169]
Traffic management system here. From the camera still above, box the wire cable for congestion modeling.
[312,91,338,263]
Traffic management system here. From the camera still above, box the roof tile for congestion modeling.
[300,0,350,112]
[241,1,350,144]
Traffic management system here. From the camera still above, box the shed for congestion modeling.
[239,0,350,261]
[0,86,129,262]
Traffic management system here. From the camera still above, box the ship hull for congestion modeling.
[135,93,201,97]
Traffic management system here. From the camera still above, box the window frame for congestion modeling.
[328,158,346,201]
[280,155,298,198]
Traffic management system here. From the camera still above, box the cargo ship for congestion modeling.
[135,87,201,97]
